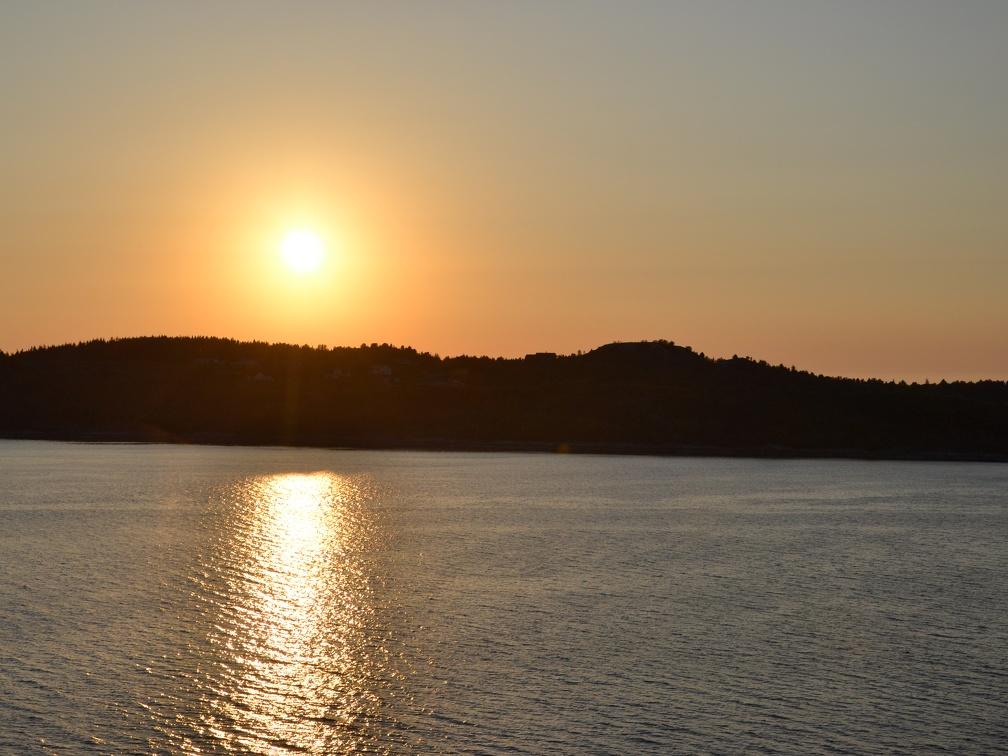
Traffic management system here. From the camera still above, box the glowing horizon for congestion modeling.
[2,3,1007,384]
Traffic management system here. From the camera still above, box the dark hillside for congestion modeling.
[1,337,1006,460]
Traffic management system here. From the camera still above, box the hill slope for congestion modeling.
[1,337,1006,460]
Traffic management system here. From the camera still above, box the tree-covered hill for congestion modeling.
[1,336,1006,460]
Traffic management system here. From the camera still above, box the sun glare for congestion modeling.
[281,229,324,272]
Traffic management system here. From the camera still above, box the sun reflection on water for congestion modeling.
[183,472,399,754]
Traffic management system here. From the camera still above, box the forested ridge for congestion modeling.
[1,336,1006,460]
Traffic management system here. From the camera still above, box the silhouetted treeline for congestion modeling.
[1,336,1006,460]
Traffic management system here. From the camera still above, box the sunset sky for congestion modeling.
[2,2,1006,382]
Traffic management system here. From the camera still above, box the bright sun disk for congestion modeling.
[281,230,324,272]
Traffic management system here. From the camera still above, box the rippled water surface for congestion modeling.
[1,441,1006,754]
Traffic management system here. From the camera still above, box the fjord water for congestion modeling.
[1,442,1006,754]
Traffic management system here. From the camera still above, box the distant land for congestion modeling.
[1,337,1006,462]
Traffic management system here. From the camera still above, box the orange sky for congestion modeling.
[2,3,1007,382]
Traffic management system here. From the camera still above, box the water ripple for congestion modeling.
[151,472,427,754]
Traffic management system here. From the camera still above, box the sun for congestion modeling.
[280,229,324,272]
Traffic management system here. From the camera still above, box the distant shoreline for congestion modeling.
[4,432,1006,464]
[4,338,1007,464]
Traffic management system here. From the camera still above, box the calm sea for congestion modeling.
[1,441,1006,754]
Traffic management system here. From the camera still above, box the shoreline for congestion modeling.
[4,432,1006,464]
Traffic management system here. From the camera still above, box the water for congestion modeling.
[1,441,1006,754]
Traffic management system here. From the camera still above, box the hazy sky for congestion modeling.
[2,2,1006,381]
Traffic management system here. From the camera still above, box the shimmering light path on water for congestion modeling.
[1,441,1006,753]
[181,473,397,753]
